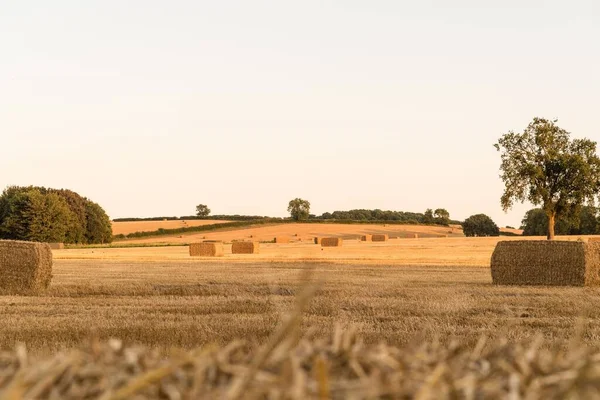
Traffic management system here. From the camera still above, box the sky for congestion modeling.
[1,1,599,227]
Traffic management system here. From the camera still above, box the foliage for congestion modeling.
[287,198,310,221]
[195,204,211,217]
[462,214,500,237]
[434,208,450,226]
[0,186,112,244]
[85,201,113,244]
[423,209,434,224]
[521,206,600,236]
[495,117,600,239]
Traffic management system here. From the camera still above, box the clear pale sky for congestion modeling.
[1,1,598,227]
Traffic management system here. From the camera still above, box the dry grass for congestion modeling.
[0,240,53,294]
[3,318,600,399]
[4,250,600,355]
[111,219,231,235]
[54,236,594,266]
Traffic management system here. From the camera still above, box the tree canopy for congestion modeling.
[462,214,500,237]
[0,186,112,244]
[287,198,310,221]
[195,204,211,217]
[521,206,600,236]
[495,117,600,239]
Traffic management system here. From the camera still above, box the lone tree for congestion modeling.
[195,204,211,217]
[433,208,450,225]
[462,214,500,237]
[287,198,310,221]
[495,118,600,240]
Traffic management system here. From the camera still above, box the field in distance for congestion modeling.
[111,219,231,235]
[113,222,469,245]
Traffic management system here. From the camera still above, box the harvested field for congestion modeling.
[115,222,464,245]
[0,240,53,294]
[111,219,231,235]
[231,241,260,254]
[4,249,600,356]
[189,242,224,257]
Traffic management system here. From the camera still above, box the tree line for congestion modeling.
[0,186,112,244]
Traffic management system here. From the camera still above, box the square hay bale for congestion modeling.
[491,240,600,286]
[372,234,389,242]
[0,240,53,294]
[360,235,372,242]
[48,243,64,250]
[274,237,290,244]
[321,237,343,247]
[232,241,260,254]
[189,242,224,257]
[314,237,322,244]
[412,233,419,239]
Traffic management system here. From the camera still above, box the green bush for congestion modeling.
[0,186,112,244]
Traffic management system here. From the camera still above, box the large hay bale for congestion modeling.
[189,242,224,257]
[274,237,290,244]
[0,240,53,294]
[321,237,343,247]
[313,237,322,245]
[372,234,389,242]
[48,243,64,250]
[491,240,600,286]
[360,235,372,242]
[232,241,260,254]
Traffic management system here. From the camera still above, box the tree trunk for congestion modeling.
[547,213,556,240]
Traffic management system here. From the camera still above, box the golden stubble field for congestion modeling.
[111,219,231,235]
[113,222,465,245]
[3,235,600,355]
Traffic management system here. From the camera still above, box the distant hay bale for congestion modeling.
[589,237,600,242]
[321,237,343,247]
[232,241,260,254]
[189,242,224,257]
[314,237,322,244]
[491,240,600,286]
[274,237,290,244]
[360,235,372,242]
[48,243,64,250]
[0,240,53,294]
[372,234,389,242]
